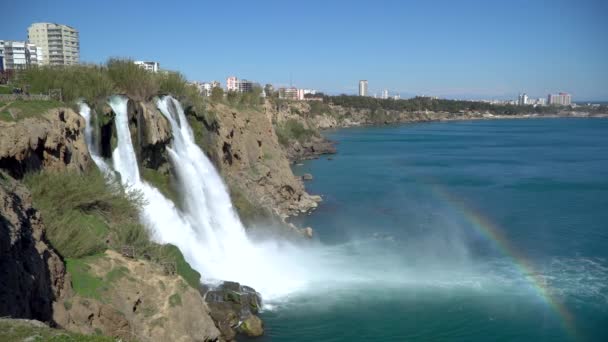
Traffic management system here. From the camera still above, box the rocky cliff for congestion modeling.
[186,101,321,222]
[0,171,67,322]
[0,108,91,179]
[53,250,221,342]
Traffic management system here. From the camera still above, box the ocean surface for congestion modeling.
[259,118,608,341]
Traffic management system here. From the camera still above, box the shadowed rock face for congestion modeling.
[0,108,91,179]
[0,171,66,322]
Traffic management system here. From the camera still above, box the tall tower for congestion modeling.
[27,22,79,65]
[359,80,368,97]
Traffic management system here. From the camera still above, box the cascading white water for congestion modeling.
[77,102,111,174]
[81,95,481,303]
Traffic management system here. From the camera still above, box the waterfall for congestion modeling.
[80,95,314,300]
[155,96,307,297]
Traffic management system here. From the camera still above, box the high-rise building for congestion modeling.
[547,93,572,106]
[27,22,79,65]
[359,80,368,96]
[226,76,254,93]
[134,61,160,73]
[518,93,529,106]
[382,89,389,99]
[0,40,40,70]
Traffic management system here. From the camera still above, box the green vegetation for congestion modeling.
[323,94,608,115]
[158,244,201,289]
[106,59,159,101]
[224,86,264,109]
[229,185,270,225]
[141,167,179,205]
[17,64,114,104]
[24,169,147,258]
[168,293,182,307]
[65,257,107,300]
[0,319,117,342]
[275,119,317,146]
[0,85,12,94]
[0,99,64,121]
[308,101,333,116]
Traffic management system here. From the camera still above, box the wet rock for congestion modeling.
[201,281,263,340]
[238,314,264,337]
[302,173,313,181]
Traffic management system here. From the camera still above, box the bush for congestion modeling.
[275,119,317,146]
[18,64,115,103]
[24,168,147,258]
[107,58,159,101]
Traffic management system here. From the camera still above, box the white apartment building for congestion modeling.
[0,40,40,71]
[193,81,221,96]
[28,22,79,65]
[518,93,529,106]
[548,93,572,106]
[226,76,253,93]
[134,60,160,73]
[359,80,368,96]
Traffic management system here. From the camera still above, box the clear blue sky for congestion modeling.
[2,0,607,100]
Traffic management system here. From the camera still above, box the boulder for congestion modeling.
[202,281,263,340]
[238,314,264,337]
[302,173,313,181]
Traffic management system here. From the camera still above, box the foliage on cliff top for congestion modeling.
[324,94,608,115]
[17,64,115,104]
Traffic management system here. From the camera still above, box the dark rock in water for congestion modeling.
[238,314,264,337]
[327,157,334,160]
[200,281,263,340]
[302,173,313,181]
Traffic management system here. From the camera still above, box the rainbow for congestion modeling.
[428,183,579,340]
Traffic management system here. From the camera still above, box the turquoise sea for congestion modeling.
[260,118,608,341]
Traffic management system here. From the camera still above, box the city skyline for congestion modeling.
[1,0,607,100]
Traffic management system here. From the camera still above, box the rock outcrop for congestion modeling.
[0,108,91,179]
[53,250,221,342]
[0,171,67,322]
[201,281,264,340]
[189,102,321,220]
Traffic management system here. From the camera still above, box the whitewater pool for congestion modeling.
[260,118,608,341]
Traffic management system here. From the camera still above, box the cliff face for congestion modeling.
[188,102,321,221]
[53,250,221,342]
[0,108,91,179]
[0,171,67,322]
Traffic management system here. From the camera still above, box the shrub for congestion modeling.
[24,168,147,258]
[275,119,317,146]
[107,58,158,101]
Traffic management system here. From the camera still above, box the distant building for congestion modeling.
[27,22,79,65]
[0,40,40,70]
[192,81,221,96]
[226,76,254,93]
[279,87,299,100]
[535,98,546,106]
[134,61,160,73]
[518,93,529,106]
[381,89,389,99]
[359,80,368,96]
[548,93,572,106]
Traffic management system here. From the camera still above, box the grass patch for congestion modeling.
[0,85,13,94]
[168,293,182,307]
[158,244,201,289]
[105,266,130,283]
[0,319,117,342]
[24,168,147,258]
[65,257,106,300]
[141,167,179,205]
[0,100,64,121]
